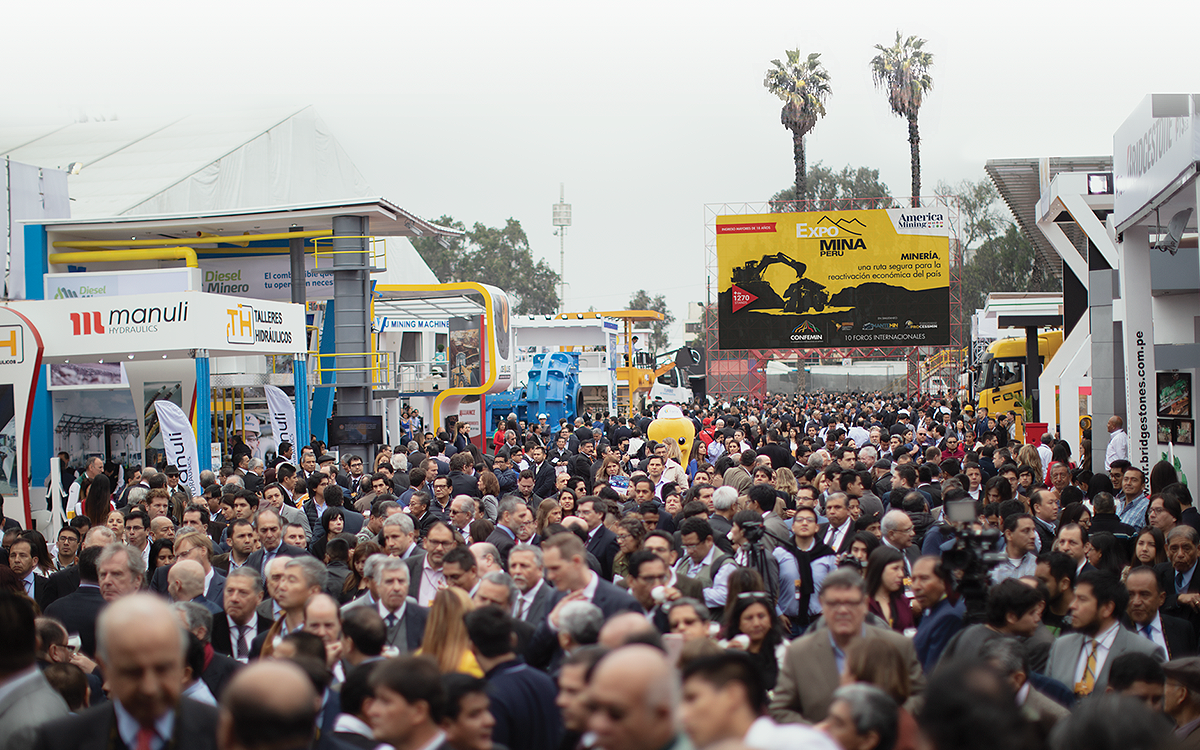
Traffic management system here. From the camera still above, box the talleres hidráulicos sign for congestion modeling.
[716,208,950,349]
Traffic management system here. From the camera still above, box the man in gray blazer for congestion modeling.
[0,592,70,749]
[1047,570,1164,697]
[342,555,428,653]
[770,568,924,724]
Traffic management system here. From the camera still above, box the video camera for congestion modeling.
[939,499,1007,624]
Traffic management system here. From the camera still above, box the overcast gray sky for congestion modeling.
[5,0,1198,344]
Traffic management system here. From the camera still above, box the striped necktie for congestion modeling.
[1080,639,1099,695]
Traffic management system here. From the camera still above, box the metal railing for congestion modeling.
[313,351,396,389]
[311,236,388,270]
[395,360,449,392]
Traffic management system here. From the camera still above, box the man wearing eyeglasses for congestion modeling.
[626,549,672,633]
[769,568,924,724]
[410,521,457,607]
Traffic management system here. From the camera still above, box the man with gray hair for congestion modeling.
[709,485,738,542]
[474,570,519,613]
[449,494,478,537]
[771,569,924,724]
[558,600,604,655]
[509,543,553,625]
[173,601,240,700]
[97,543,145,602]
[588,645,686,750]
[880,509,918,574]
[344,556,427,653]
[33,594,219,749]
[169,559,220,615]
[380,513,421,560]
[815,684,898,750]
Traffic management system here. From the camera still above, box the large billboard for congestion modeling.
[717,208,950,349]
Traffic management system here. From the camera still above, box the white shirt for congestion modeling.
[1037,444,1053,472]
[227,614,259,663]
[1073,621,1121,686]
[417,557,446,607]
[1106,429,1129,469]
[684,545,734,608]
[513,579,545,621]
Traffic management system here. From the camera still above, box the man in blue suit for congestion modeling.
[911,555,965,672]
[148,530,226,610]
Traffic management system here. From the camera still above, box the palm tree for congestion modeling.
[764,51,832,203]
[869,32,934,208]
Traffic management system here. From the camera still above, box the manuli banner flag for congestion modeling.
[153,400,203,499]
[716,208,950,349]
[264,384,297,448]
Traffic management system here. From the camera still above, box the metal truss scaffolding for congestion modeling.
[704,196,964,401]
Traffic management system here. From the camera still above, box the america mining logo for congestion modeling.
[790,321,822,342]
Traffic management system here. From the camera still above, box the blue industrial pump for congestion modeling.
[485,351,582,431]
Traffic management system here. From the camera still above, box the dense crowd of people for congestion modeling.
[1,391,1196,750]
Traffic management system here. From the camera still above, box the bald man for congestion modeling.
[169,560,221,614]
[33,594,220,750]
[217,661,318,750]
[598,612,660,650]
[588,645,687,750]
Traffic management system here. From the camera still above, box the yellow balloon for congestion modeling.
[647,404,695,448]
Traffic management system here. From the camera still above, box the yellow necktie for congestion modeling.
[1080,639,1099,695]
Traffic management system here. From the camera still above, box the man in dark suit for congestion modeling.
[8,537,50,605]
[34,593,219,750]
[486,497,524,568]
[175,600,240,700]
[43,546,107,657]
[0,591,70,749]
[1032,490,1060,554]
[343,556,428,654]
[1156,525,1200,630]
[243,508,307,573]
[527,444,558,500]
[509,544,556,626]
[369,657,449,750]
[1127,565,1200,659]
[408,489,444,540]
[527,533,640,670]
[911,555,966,672]
[149,531,227,610]
[211,570,274,663]
[580,497,620,581]
[816,492,855,555]
[448,452,482,498]
[880,510,920,574]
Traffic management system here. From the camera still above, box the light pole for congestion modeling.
[552,184,572,313]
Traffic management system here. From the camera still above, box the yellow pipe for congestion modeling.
[53,229,332,249]
[48,247,199,268]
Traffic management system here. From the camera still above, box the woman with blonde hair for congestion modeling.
[594,454,625,488]
[536,498,563,537]
[842,637,917,750]
[417,587,483,676]
[661,438,690,490]
[1017,445,1043,486]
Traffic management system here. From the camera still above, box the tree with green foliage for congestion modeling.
[410,216,560,315]
[627,290,675,353]
[770,162,893,211]
[763,50,833,201]
[935,178,1009,251]
[870,32,934,207]
[961,225,1061,311]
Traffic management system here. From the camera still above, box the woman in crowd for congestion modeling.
[146,538,175,584]
[866,547,915,635]
[723,590,787,690]
[1058,501,1091,532]
[478,470,501,522]
[982,476,1013,507]
[594,455,625,490]
[1150,460,1180,495]
[310,507,346,560]
[83,474,113,536]
[1015,465,1038,499]
[613,517,646,580]
[343,541,380,603]
[417,587,482,677]
[662,438,690,490]
[105,509,126,541]
[842,638,918,750]
[1017,446,1043,486]
[1086,531,1127,577]
[1133,526,1168,568]
[848,531,880,566]
[536,499,562,538]
[557,489,577,517]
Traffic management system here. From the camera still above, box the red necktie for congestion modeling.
[136,727,156,750]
